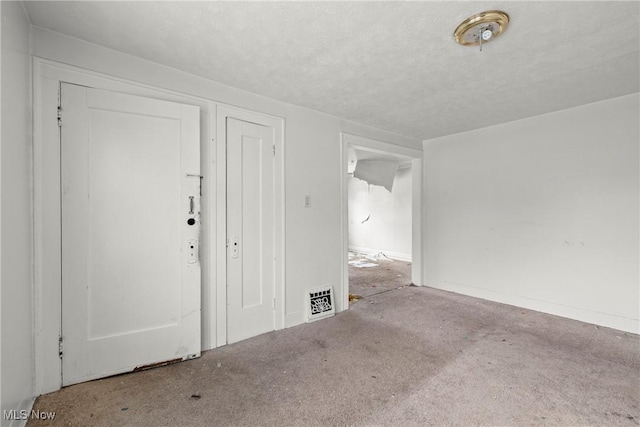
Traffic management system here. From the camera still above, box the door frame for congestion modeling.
[215,105,285,347]
[33,59,215,394]
[339,132,423,310]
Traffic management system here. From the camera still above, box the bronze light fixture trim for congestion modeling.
[454,10,510,50]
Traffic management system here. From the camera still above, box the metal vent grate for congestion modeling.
[306,286,335,322]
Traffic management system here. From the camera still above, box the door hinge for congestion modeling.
[57,106,62,128]
[273,298,276,309]
[58,336,63,359]
[272,145,276,156]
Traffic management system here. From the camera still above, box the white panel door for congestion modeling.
[61,83,201,386]
[226,118,275,343]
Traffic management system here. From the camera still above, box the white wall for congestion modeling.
[0,6,3,419]
[29,28,421,352]
[1,1,34,424]
[348,166,412,260]
[424,94,639,333]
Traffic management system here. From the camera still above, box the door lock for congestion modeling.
[231,236,239,259]
[187,239,198,264]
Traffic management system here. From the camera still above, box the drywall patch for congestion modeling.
[348,260,379,268]
[353,159,398,192]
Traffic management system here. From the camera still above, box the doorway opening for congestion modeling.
[340,133,422,310]
[347,155,413,301]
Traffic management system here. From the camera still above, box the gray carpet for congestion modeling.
[348,255,412,298]
[29,286,639,426]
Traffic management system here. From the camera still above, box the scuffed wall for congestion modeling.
[1,1,35,423]
[424,94,639,333]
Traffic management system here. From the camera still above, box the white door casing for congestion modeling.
[61,83,201,385]
[226,117,276,344]
[340,133,423,310]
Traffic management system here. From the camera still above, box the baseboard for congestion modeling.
[285,311,305,329]
[425,279,639,334]
[348,245,411,262]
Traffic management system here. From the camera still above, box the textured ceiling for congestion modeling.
[25,1,640,140]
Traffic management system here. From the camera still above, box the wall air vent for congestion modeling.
[306,286,335,322]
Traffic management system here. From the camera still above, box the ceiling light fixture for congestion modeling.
[454,10,510,51]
